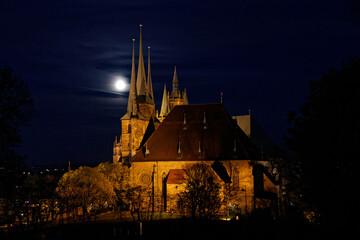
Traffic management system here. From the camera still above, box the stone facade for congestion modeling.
[129,160,254,214]
[129,159,277,215]
[127,104,279,215]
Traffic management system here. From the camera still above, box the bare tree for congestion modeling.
[125,185,153,221]
[178,163,222,219]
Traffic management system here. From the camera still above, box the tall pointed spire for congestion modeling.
[183,88,189,105]
[122,39,142,120]
[136,24,147,97]
[160,84,170,117]
[171,66,179,98]
[147,46,154,104]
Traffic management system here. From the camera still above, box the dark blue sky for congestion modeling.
[1,0,359,166]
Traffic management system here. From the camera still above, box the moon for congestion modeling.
[114,77,128,92]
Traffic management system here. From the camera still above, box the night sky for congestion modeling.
[1,0,360,166]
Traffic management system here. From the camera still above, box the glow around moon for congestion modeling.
[114,76,129,92]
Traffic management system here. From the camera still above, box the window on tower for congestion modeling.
[128,124,131,133]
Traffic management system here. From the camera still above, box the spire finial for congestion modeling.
[221,92,223,103]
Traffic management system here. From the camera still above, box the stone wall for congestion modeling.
[120,118,149,158]
[130,160,256,215]
[139,103,155,120]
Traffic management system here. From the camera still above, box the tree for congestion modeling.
[125,184,153,221]
[57,166,116,222]
[178,163,222,219]
[284,57,360,227]
[0,64,34,199]
[96,162,130,212]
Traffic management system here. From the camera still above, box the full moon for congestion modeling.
[115,79,127,91]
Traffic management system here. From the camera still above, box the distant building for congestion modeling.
[113,26,282,216]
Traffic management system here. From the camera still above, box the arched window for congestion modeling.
[128,124,131,133]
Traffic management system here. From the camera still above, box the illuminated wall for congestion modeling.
[129,160,257,215]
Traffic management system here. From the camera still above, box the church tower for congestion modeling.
[114,25,156,163]
[158,66,188,122]
[137,24,156,120]
[114,26,190,162]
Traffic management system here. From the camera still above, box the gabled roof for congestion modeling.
[233,115,283,158]
[139,118,156,147]
[166,169,186,184]
[211,161,231,183]
[132,103,262,162]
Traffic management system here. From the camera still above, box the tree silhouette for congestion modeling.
[125,185,153,221]
[178,163,222,219]
[285,57,360,227]
[0,64,34,198]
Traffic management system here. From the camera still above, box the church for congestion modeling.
[113,26,282,216]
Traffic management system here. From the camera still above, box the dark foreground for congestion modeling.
[1,217,355,240]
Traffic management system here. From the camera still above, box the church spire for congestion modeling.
[147,46,154,104]
[171,66,179,98]
[122,39,143,120]
[136,24,147,97]
[160,84,170,117]
[183,88,189,105]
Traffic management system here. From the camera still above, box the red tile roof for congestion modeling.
[166,169,186,184]
[132,103,262,162]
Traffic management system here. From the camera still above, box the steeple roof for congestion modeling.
[147,46,154,104]
[136,24,148,98]
[171,66,180,98]
[160,84,170,117]
[122,39,144,120]
[183,88,189,105]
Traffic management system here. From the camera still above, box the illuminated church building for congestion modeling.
[113,26,282,215]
